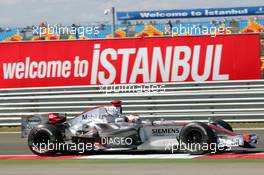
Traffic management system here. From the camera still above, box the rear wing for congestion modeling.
[21,113,67,138]
[21,114,49,138]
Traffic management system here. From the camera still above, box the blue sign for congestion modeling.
[117,6,264,20]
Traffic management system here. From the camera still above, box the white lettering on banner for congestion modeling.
[118,48,136,83]
[74,56,89,77]
[62,61,71,78]
[3,62,16,79]
[29,61,37,79]
[150,47,172,82]
[90,44,229,83]
[130,48,149,83]
[3,57,72,79]
[192,45,213,82]
[213,45,229,80]
[171,46,191,81]
[98,48,117,84]
[1,44,229,83]
[91,44,100,84]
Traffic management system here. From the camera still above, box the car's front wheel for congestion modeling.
[179,122,217,155]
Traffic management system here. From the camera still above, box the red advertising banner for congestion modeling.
[0,34,261,88]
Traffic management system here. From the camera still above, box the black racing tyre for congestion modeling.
[28,124,63,156]
[179,122,217,155]
[213,119,233,132]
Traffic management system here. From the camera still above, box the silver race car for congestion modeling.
[22,101,258,156]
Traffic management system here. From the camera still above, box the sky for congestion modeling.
[0,0,263,27]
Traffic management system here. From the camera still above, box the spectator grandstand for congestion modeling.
[1,18,264,41]
[0,28,18,41]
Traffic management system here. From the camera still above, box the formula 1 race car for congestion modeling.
[22,101,258,156]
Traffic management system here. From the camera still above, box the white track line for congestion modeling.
[0,132,21,134]
[0,155,36,156]
[78,154,199,159]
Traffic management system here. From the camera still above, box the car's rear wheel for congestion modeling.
[179,122,217,155]
[28,124,63,156]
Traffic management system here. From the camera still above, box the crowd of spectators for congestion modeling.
[1,17,264,42]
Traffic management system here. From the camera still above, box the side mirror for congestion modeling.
[82,124,90,131]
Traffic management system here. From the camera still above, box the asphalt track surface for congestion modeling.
[0,129,264,155]
[0,162,264,175]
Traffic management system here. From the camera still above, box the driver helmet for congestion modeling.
[111,100,122,115]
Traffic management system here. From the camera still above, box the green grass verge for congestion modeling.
[0,158,264,165]
[0,126,21,132]
[230,122,264,128]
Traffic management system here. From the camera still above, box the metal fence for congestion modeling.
[1,80,264,126]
